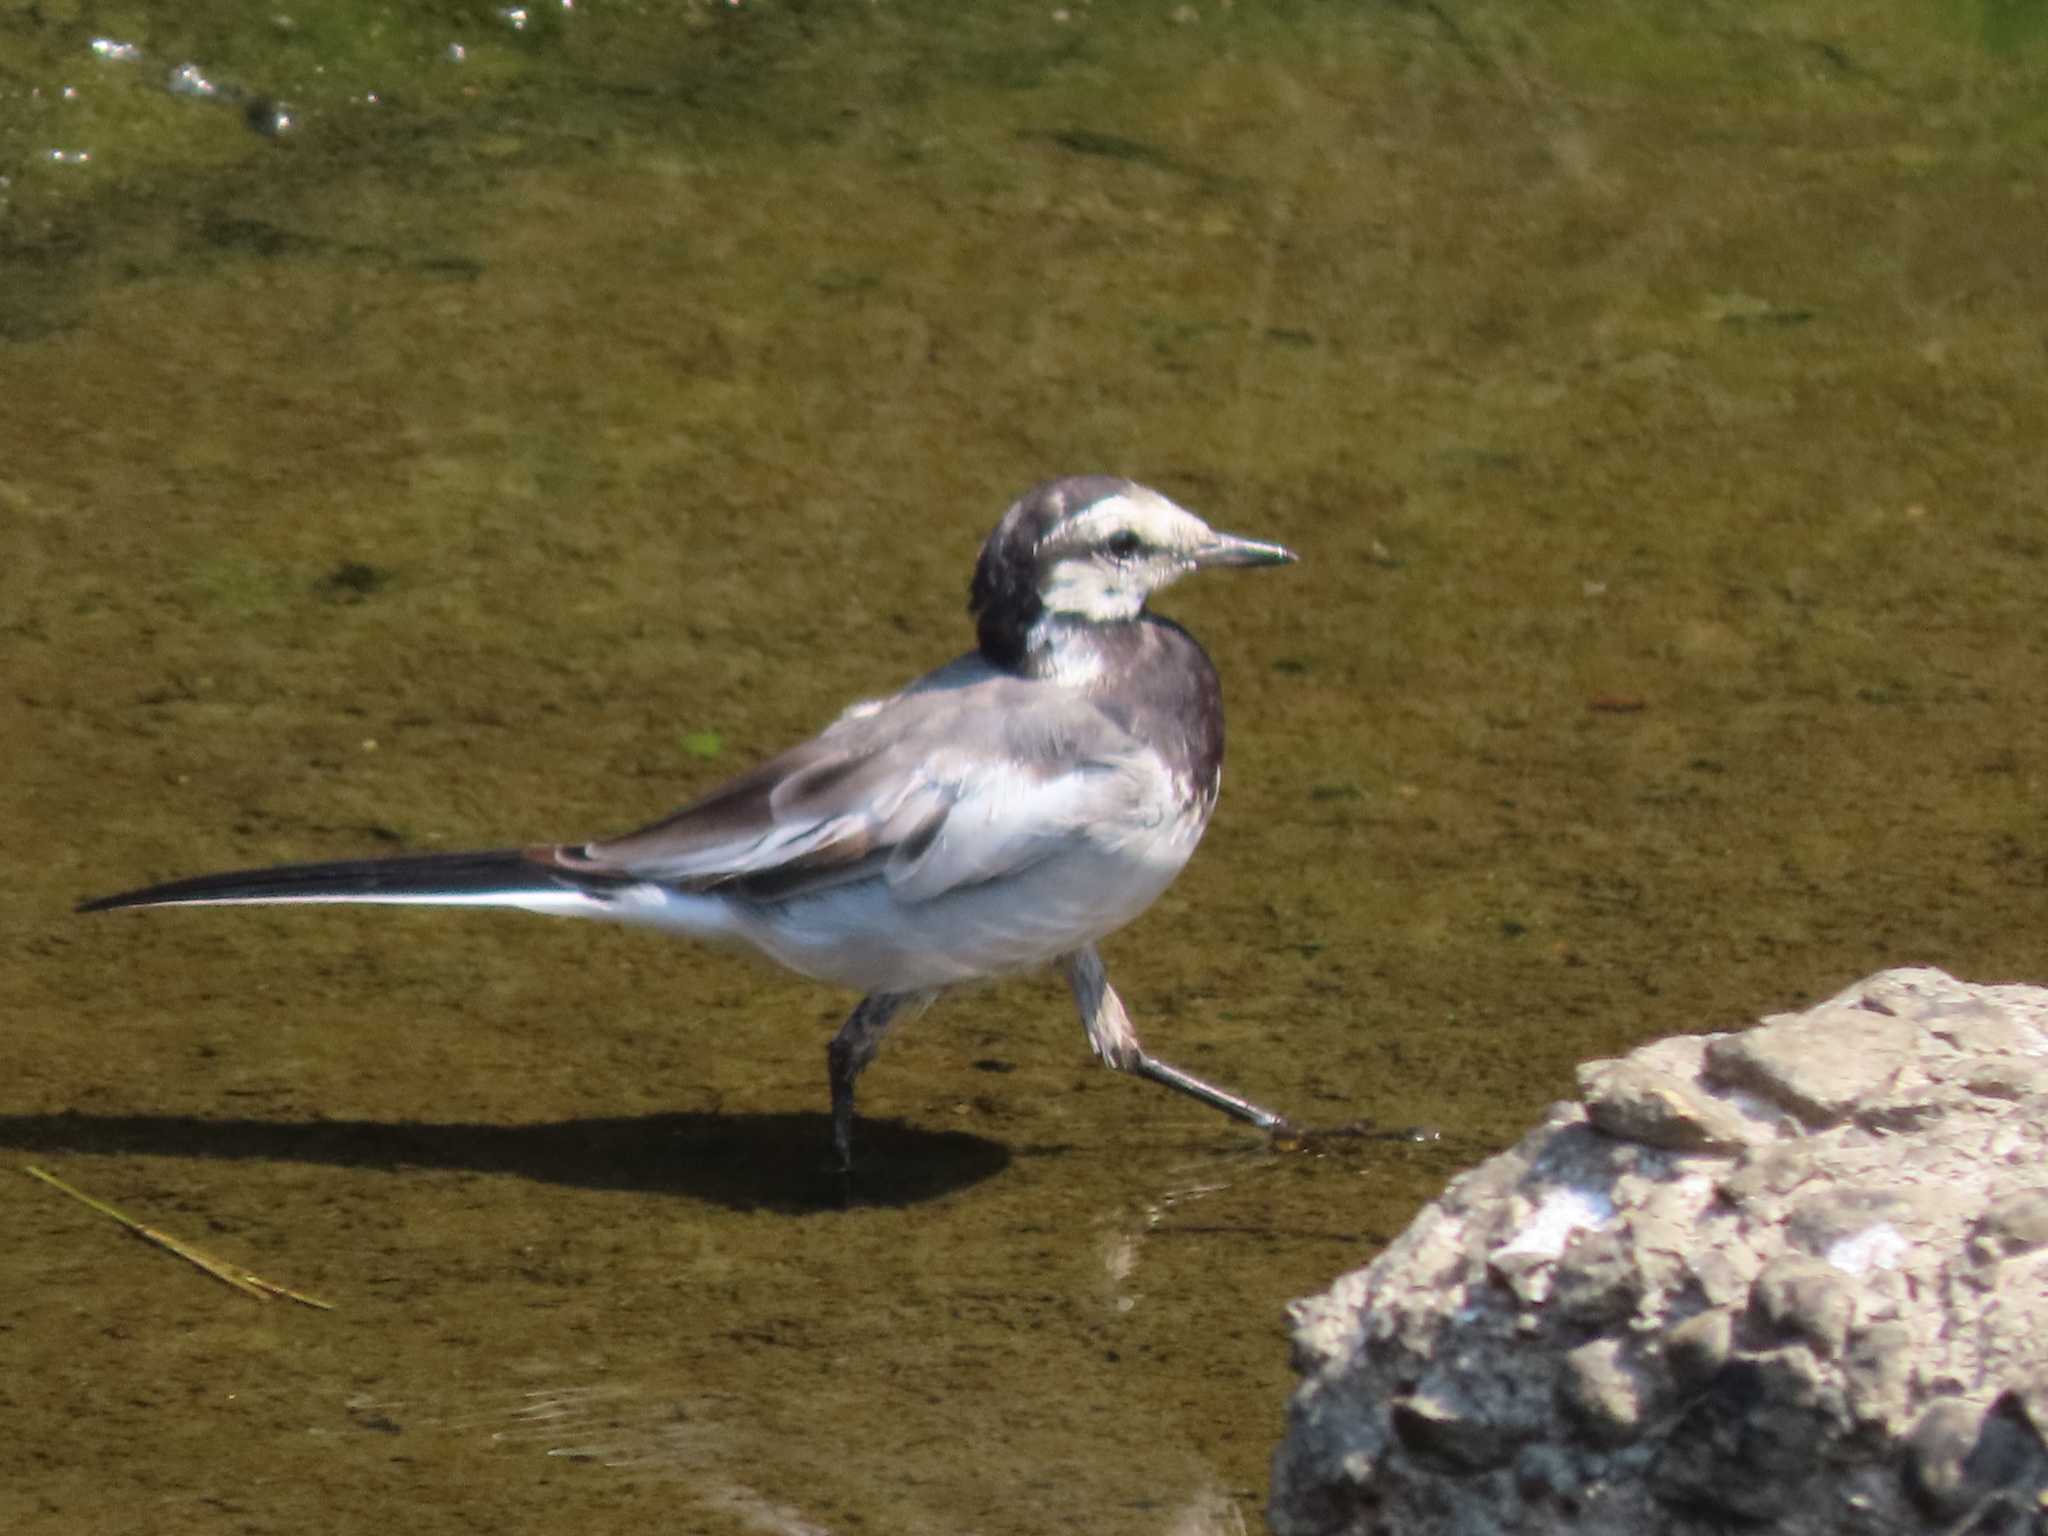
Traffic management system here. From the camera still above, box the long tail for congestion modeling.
[76,849,611,916]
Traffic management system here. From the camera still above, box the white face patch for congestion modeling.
[1036,488,1211,622]
[1039,554,1152,622]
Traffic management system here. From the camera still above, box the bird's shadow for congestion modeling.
[0,1109,1010,1212]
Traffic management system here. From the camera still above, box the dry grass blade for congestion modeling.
[24,1164,336,1310]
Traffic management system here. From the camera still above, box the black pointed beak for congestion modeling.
[1194,530,1299,569]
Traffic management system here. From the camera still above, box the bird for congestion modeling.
[79,476,1298,1171]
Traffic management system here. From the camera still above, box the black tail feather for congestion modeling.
[76,849,552,913]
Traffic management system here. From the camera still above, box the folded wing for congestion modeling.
[550,666,1155,908]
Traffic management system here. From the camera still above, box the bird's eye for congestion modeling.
[1106,531,1144,560]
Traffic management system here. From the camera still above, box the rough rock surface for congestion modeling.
[1270,968,2048,1536]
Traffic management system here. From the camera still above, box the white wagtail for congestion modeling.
[80,476,1298,1169]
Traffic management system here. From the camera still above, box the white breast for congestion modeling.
[720,779,1212,994]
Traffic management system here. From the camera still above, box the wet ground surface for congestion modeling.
[4,2,2047,1531]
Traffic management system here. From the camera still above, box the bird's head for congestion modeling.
[970,476,1295,667]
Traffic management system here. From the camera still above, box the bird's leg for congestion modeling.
[1058,945,1289,1131]
[826,990,923,1171]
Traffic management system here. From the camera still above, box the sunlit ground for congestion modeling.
[3,2,2046,1531]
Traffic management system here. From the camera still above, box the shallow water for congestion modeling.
[4,3,2047,1531]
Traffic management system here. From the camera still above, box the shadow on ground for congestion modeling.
[0,1109,1010,1211]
